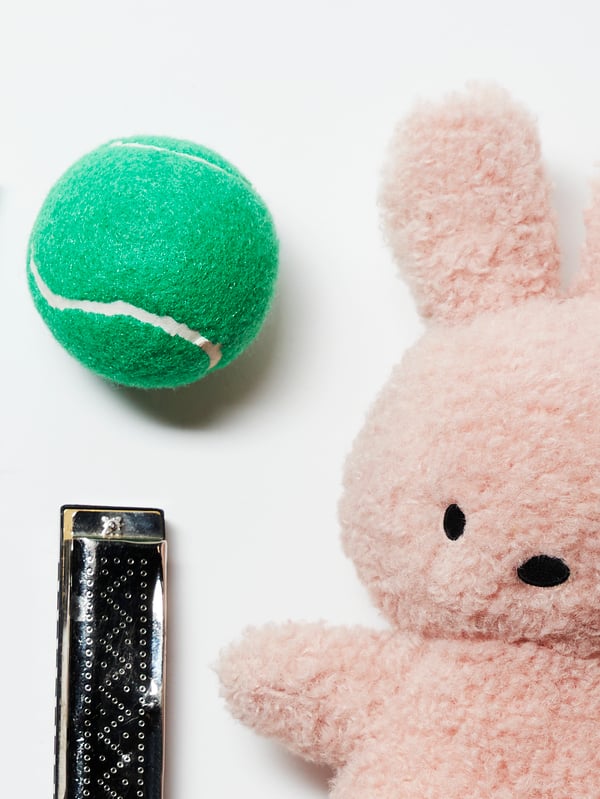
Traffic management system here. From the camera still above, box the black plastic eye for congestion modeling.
[444,504,466,540]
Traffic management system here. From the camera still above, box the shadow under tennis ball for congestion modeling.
[109,285,283,429]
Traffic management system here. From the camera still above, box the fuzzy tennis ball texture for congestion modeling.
[27,136,279,388]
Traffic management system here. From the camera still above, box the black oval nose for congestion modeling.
[517,555,570,587]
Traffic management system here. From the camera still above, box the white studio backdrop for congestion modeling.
[1,0,599,795]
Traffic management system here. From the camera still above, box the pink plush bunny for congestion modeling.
[219,87,600,797]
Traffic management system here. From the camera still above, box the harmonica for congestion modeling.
[55,506,167,799]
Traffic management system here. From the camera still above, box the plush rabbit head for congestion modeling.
[340,86,600,659]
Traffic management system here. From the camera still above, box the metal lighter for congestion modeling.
[55,506,167,799]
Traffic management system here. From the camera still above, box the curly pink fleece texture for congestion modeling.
[219,87,600,796]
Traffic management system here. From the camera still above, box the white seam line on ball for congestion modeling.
[29,257,223,369]
[109,140,230,175]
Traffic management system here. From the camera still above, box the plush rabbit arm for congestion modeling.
[380,85,561,323]
[219,623,402,767]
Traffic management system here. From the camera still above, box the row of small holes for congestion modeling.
[79,552,151,798]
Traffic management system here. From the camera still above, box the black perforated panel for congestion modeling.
[65,538,164,799]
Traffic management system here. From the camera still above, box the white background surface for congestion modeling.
[1,1,599,795]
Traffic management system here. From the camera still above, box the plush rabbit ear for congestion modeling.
[571,181,600,297]
[379,86,561,324]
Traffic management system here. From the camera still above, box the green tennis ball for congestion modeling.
[27,136,279,388]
